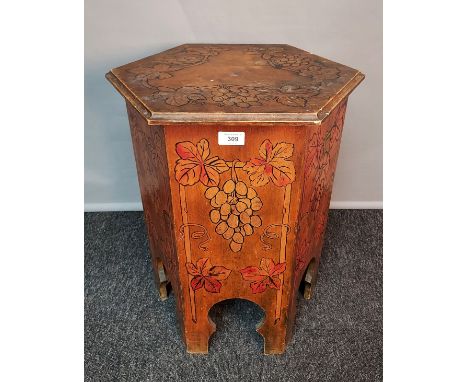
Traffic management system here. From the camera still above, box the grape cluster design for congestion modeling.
[204,166,263,252]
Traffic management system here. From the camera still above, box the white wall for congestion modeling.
[84,0,382,210]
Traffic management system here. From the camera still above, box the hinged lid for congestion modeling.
[106,44,364,123]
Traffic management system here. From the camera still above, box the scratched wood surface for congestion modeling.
[108,44,364,354]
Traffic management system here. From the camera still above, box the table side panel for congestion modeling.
[126,102,186,330]
[164,123,307,351]
[294,98,348,286]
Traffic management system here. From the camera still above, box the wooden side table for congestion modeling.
[106,44,364,354]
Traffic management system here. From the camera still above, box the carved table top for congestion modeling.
[106,44,364,123]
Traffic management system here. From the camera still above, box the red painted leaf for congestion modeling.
[271,262,287,276]
[250,279,268,294]
[239,266,268,281]
[176,141,199,160]
[196,139,209,161]
[270,140,294,159]
[250,158,266,166]
[201,157,229,186]
[269,277,282,290]
[196,257,211,276]
[209,266,232,280]
[186,262,199,276]
[175,139,228,186]
[205,157,230,172]
[203,277,222,293]
[175,159,202,186]
[242,162,269,187]
[269,159,295,186]
[260,139,273,161]
[243,140,295,187]
[260,258,275,274]
[186,258,231,293]
[190,275,204,291]
[200,165,220,187]
[240,258,287,294]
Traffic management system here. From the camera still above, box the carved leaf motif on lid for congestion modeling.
[247,46,341,82]
[126,45,228,87]
[141,83,319,109]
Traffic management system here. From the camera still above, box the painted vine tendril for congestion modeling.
[260,224,291,250]
[178,223,211,251]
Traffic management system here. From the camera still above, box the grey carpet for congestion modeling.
[85,210,382,382]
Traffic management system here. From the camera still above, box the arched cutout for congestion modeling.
[207,298,266,352]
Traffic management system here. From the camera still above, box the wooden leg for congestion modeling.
[256,315,288,355]
[151,257,169,301]
[184,301,290,354]
[303,257,318,300]
[185,316,216,354]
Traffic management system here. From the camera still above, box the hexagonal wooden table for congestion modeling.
[106,44,364,354]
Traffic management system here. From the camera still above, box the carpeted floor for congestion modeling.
[85,210,382,381]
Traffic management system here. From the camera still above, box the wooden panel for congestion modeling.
[163,123,307,353]
[126,102,185,332]
[283,99,348,342]
[294,98,348,287]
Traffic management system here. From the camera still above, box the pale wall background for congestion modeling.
[84,0,382,210]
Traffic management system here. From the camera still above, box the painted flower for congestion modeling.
[186,258,231,293]
[175,139,229,186]
[243,140,295,187]
[240,258,286,294]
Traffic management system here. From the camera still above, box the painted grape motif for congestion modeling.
[205,173,263,252]
[175,139,295,254]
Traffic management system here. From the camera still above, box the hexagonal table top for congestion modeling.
[106,44,364,123]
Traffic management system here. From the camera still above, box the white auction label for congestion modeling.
[218,131,245,146]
